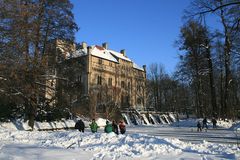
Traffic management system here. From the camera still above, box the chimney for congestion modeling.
[87,46,92,54]
[82,42,87,49]
[102,42,108,49]
[143,65,146,71]
[120,49,126,56]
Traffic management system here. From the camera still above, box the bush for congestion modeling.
[0,96,24,122]
[35,107,71,122]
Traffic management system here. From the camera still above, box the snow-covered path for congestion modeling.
[127,126,239,144]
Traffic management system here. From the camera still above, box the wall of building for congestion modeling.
[48,40,146,117]
[87,46,146,110]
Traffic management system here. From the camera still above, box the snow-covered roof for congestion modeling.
[67,43,145,71]
[108,49,132,62]
[91,46,118,63]
[133,62,144,71]
[69,46,118,63]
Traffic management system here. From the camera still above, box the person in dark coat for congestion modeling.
[75,119,85,132]
[197,121,202,132]
[112,120,119,135]
[202,117,208,129]
[212,118,217,129]
[119,120,126,134]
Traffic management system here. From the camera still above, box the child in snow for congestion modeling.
[119,120,126,134]
[197,121,202,132]
[104,121,113,133]
[89,119,99,133]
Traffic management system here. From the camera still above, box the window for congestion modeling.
[108,78,112,86]
[128,82,131,90]
[121,95,130,107]
[98,58,102,64]
[97,93,102,102]
[97,76,102,85]
[137,85,141,92]
[121,81,125,88]
[109,62,112,67]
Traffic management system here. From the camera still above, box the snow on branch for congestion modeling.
[0,76,7,81]
[35,82,55,90]
[0,88,23,96]
[39,74,68,81]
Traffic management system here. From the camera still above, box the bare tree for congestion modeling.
[185,0,240,118]
[0,0,78,126]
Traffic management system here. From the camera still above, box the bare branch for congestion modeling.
[191,1,240,17]
[35,81,55,90]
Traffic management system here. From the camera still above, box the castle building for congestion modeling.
[46,40,146,116]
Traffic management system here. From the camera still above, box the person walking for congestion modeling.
[112,120,119,135]
[75,119,85,132]
[89,119,99,133]
[202,117,208,129]
[104,121,113,133]
[212,118,217,129]
[197,121,202,132]
[119,120,126,134]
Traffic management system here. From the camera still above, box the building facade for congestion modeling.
[47,40,146,116]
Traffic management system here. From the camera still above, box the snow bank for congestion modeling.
[96,118,107,127]
[0,119,77,131]
[0,128,239,160]
[0,144,93,160]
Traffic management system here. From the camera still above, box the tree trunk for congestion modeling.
[220,6,232,118]
[206,46,217,117]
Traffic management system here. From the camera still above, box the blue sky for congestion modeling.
[70,0,191,74]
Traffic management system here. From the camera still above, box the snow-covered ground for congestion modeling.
[0,119,240,160]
